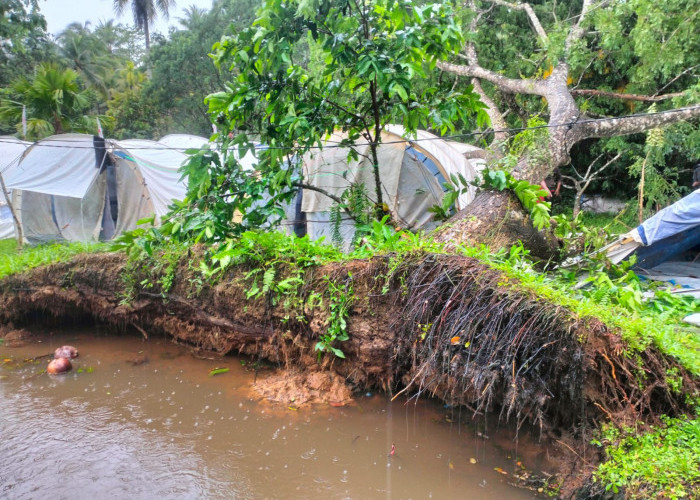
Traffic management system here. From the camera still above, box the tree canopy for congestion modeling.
[0,0,52,87]
[198,0,486,233]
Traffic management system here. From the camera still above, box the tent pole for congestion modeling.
[0,171,23,250]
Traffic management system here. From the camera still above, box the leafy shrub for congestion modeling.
[594,416,700,498]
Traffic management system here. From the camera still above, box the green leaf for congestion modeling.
[208,367,230,376]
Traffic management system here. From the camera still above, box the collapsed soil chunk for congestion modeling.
[251,369,353,407]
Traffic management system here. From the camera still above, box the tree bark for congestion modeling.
[434,190,560,260]
[144,22,150,53]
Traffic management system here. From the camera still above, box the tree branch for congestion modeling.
[571,89,684,102]
[437,60,547,96]
[589,152,621,181]
[574,105,700,140]
[484,0,548,43]
[471,78,508,148]
[565,0,597,52]
[293,181,367,225]
[292,182,344,207]
[653,64,700,97]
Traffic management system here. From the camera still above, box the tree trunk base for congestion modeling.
[434,190,560,261]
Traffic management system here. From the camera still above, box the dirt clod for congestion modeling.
[252,369,353,407]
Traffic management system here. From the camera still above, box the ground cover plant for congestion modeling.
[0,239,106,280]
[593,415,700,498]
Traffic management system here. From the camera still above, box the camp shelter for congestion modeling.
[603,189,700,297]
[109,139,189,235]
[158,134,211,151]
[0,136,32,240]
[444,139,487,175]
[3,134,189,243]
[297,125,480,246]
[4,134,106,243]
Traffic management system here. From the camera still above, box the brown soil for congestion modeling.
[251,369,354,407]
[0,324,35,347]
[0,251,696,498]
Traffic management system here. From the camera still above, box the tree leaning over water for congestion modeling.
[113,0,176,53]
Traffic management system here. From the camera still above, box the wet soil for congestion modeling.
[0,251,697,497]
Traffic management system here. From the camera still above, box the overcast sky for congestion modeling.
[38,0,214,36]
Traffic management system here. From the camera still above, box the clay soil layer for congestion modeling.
[1,252,697,495]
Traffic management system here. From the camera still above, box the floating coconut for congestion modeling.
[47,357,72,375]
[54,345,79,359]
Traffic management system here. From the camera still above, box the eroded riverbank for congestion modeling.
[1,251,697,497]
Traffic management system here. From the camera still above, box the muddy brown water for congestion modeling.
[1,328,546,499]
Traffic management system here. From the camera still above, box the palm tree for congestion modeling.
[0,63,91,138]
[113,0,176,53]
[93,19,121,54]
[178,5,206,30]
[57,23,111,97]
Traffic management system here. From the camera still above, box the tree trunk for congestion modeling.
[53,115,63,134]
[433,190,560,260]
[573,191,583,219]
[144,23,150,54]
[433,100,700,258]
[0,174,22,249]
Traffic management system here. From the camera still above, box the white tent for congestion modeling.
[0,205,14,240]
[297,125,481,246]
[158,134,211,151]
[445,139,487,175]
[0,136,32,239]
[3,134,189,243]
[110,139,189,232]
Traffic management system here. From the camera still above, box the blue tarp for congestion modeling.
[637,189,700,245]
[633,189,700,269]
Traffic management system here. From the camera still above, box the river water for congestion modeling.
[0,328,545,499]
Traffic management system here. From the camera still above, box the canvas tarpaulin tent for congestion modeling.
[0,205,14,240]
[3,134,189,243]
[298,125,480,246]
[158,134,211,151]
[593,189,700,299]
[0,136,32,239]
[4,134,106,243]
[110,139,188,235]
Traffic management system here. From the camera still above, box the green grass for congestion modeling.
[578,211,636,235]
[0,240,107,280]
[552,204,638,236]
[0,238,18,256]
[594,415,700,498]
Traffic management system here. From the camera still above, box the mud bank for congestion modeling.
[0,251,697,496]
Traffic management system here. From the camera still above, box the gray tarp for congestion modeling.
[4,135,190,242]
[637,189,700,246]
[300,126,480,245]
[604,189,700,264]
[0,136,31,240]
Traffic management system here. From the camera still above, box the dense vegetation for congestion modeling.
[1,0,699,497]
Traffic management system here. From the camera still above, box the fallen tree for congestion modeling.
[434,0,700,254]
